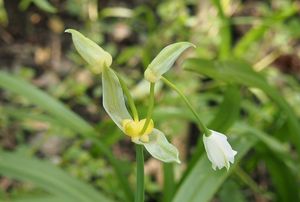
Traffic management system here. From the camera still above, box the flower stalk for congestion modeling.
[135,144,145,202]
[115,72,139,121]
[140,82,155,135]
[161,76,211,136]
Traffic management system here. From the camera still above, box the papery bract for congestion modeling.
[144,42,195,82]
[102,67,132,130]
[66,29,112,74]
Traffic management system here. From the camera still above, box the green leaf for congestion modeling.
[144,42,195,82]
[65,29,112,74]
[14,196,72,202]
[184,58,300,155]
[219,180,247,202]
[208,85,241,132]
[19,0,57,13]
[32,0,57,13]
[0,71,133,202]
[173,133,256,202]
[141,129,180,163]
[235,124,290,158]
[0,150,113,202]
[265,155,299,202]
[233,4,297,57]
[102,67,132,130]
[0,71,94,135]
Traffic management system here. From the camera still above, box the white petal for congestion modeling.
[203,130,237,170]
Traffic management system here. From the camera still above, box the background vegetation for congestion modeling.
[0,0,299,201]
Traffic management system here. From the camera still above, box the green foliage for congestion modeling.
[0,150,113,202]
[19,0,57,13]
[1,0,300,201]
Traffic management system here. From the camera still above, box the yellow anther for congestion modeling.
[122,119,154,142]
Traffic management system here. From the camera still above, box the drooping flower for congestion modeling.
[203,130,237,170]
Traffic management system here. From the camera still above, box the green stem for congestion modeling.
[140,82,155,134]
[162,163,175,202]
[135,144,144,202]
[115,72,139,121]
[161,76,211,136]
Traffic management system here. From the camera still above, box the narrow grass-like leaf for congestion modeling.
[0,150,113,202]
[265,155,300,202]
[19,0,57,13]
[0,71,133,202]
[0,71,94,135]
[233,5,297,57]
[208,85,241,132]
[14,196,72,202]
[32,0,57,13]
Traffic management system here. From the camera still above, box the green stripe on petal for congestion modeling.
[102,67,132,130]
[144,42,195,82]
[65,29,112,74]
[138,129,180,163]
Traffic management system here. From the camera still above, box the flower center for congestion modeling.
[122,119,154,142]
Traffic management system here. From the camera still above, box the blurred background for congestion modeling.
[0,0,300,202]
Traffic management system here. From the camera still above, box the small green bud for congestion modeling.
[144,42,195,82]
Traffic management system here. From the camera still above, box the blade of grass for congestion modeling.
[233,4,298,57]
[211,0,232,59]
[0,150,113,202]
[0,71,133,202]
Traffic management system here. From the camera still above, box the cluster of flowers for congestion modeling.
[66,29,237,170]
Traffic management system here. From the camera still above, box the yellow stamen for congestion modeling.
[122,119,154,142]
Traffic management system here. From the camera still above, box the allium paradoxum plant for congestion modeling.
[66,29,180,163]
[66,29,237,170]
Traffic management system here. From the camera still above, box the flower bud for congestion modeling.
[144,42,195,82]
[65,29,112,74]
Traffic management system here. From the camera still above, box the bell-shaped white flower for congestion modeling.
[203,130,237,170]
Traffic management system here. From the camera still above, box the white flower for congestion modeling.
[203,130,237,170]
